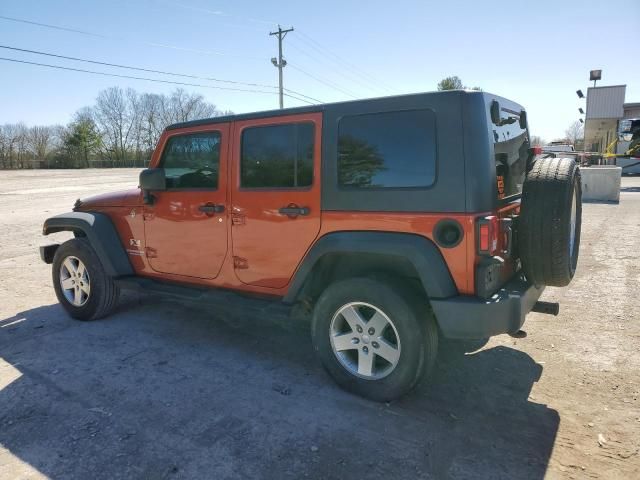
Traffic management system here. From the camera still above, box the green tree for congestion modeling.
[437,76,482,91]
[338,135,386,186]
[437,76,464,91]
[64,117,102,167]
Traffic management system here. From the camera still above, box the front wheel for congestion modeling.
[311,277,437,402]
[52,238,120,321]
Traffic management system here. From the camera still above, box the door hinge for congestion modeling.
[233,256,249,269]
[231,213,245,225]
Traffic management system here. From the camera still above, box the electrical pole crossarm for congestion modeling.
[270,25,294,109]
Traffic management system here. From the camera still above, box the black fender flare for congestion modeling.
[283,231,457,303]
[42,212,133,277]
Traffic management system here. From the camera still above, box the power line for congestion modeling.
[0,44,276,89]
[0,44,323,104]
[287,41,381,95]
[0,16,323,103]
[0,56,315,104]
[296,30,394,93]
[288,63,359,99]
[159,1,276,27]
[0,15,107,38]
[0,15,262,60]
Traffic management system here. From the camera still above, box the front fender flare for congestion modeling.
[42,212,133,277]
[283,231,457,303]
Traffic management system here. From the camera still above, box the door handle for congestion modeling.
[279,205,310,217]
[199,203,225,215]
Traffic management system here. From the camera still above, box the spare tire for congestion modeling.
[518,157,582,287]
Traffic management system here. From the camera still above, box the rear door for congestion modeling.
[230,113,322,288]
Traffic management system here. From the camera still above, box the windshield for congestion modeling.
[491,104,530,199]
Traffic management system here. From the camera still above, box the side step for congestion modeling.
[114,276,291,316]
[531,301,560,316]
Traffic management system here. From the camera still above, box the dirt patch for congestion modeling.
[1,170,639,479]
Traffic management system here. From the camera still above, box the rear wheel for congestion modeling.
[311,277,437,402]
[52,238,120,321]
[519,157,582,286]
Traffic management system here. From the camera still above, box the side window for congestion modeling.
[338,109,436,188]
[241,123,314,188]
[160,132,220,189]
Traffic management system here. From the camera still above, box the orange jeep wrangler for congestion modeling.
[40,91,582,401]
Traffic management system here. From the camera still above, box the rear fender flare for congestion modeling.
[283,231,457,303]
[43,212,133,277]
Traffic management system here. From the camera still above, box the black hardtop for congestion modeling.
[164,89,516,131]
[164,89,527,214]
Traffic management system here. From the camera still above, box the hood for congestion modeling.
[74,188,143,210]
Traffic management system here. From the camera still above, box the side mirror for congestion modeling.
[140,168,166,190]
[139,168,166,204]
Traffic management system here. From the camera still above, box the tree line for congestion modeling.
[0,87,227,169]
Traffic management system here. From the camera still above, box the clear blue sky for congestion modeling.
[1,0,638,141]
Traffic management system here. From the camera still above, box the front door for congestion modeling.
[230,113,322,288]
[143,125,228,279]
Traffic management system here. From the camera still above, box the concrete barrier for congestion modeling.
[581,166,622,202]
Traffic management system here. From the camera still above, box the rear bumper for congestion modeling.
[430,274,545,339]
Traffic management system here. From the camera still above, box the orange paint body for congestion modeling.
[79,111,514,298]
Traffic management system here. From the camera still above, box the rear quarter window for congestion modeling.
[337,109,436,188]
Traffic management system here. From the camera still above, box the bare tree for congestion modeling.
[565,120,584,146]
[1,86,222,169]
[530,135,545,146]
[0,123,28,169]
[92,87,138,166]
[28,126,55,166]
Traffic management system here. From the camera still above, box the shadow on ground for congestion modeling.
[0,296,558,479]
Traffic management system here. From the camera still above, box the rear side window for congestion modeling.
[241,123,314,188]
[491,104,529,199]
[338,109,436,188]
[160,132,220,189]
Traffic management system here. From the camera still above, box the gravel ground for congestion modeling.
[1,169,639,480]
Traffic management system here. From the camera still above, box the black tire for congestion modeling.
[311,277,438,402]
[52,238,120,321]
[519,157,582,287]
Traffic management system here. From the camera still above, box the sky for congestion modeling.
[0,0,639,141]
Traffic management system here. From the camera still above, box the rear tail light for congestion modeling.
[477,215,499,256]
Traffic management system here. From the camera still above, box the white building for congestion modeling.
[584,85,639,153]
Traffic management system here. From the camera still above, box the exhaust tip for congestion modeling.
[532,301,560,316]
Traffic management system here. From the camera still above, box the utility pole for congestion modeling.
[270,25,294,109]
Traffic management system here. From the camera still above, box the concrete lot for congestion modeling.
[1,169,639,479]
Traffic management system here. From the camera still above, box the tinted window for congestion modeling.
[160,132,220,189]
[492,105,529,198]
[338,109,436,188]
[241,123,314,188]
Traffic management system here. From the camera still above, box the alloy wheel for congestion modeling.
[59,256,91,307]
[329,302,401,380]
